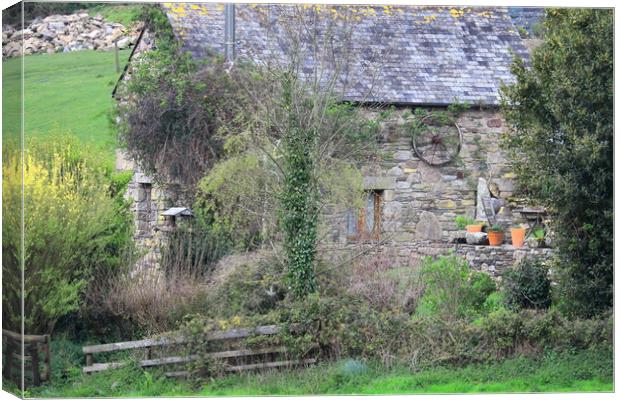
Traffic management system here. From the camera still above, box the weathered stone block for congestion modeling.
[363,176,396,190]
[394,232,414,242]
[437,199,456,209]
[393,150,412,161]
[475,177,491,221]
[418,163,442,183]
[388,166,403,176]
[134,172,153,184]
[383,202,403,218]
[486,118,502,128]
[415,211,442,240]
[496,178,515,193]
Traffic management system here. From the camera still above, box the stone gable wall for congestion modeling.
[325,107,553,274]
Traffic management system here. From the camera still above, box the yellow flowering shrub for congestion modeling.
[2,136,133,334]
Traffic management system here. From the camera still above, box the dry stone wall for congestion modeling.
[2,12,140,58]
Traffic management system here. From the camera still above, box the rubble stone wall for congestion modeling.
[327,240,553,278]
[325,107,553,272]
[2,12,141,58]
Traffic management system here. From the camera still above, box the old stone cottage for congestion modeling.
[118,4,551,275]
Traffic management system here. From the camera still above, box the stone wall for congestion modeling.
[395,240,552,277]
[118,104,554,275]
[456,243,553,277]
[325,107,553,272]
[2,12,141,58]
[330,108,518,242]
[116,150,171,269]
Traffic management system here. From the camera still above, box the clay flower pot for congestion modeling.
[510,227,526,248]
[487,231,504,246]
[466,224,483,233]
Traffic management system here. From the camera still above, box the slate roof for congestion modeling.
[162,3,530,106]
[508,7,545,36]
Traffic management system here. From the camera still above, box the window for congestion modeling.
[347,190,382,241]
[136,182,152,234]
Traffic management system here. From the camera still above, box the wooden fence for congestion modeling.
[82,325,317,378]
[2,329,52,388]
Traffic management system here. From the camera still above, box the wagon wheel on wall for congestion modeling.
[412,115,463,166]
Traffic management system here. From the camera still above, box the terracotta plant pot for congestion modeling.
[466,224,483,233]
[510,227,526,248]
[488,231,504,246]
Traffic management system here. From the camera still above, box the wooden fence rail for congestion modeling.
[2,329,52,388]
[82,325,316,377]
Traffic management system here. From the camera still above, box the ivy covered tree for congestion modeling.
[501,9,613,317]
[121,5,381,297]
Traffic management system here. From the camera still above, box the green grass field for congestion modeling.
[87,3,145,26]
[25,347,612,397]
[2,49,131,158]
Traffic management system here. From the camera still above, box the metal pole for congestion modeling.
[224,3,235,63]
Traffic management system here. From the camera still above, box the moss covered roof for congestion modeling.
[162,3,530,106]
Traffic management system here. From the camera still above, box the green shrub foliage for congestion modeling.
[416,255,496,320]
[502,259,551,310]
[501,9,613,317]
[176,249,611,372]
[273,294,611,368]
[2,136,133,334]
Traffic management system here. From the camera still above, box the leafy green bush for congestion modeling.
[276,292,413,363]
[480,291,506,314]
[469,272,497,308]
[2,136,133,334]
[501,9,613,317]
[49,335,84,383]
[275,292,611,369]
[416,255,496,320]
[195,152,275,251]
[475,308,612,359]
[502,259,551,310]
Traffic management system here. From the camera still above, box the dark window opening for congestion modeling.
[347,190,382,241]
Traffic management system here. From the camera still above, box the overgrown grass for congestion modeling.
[2,50,131,163]
[87,3,145,26]
[29,347,612,397]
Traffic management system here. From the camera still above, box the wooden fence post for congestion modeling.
[4,341,14,380]
[44,335,52,382]
[30,342,41,387]
[2,329,51,387]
